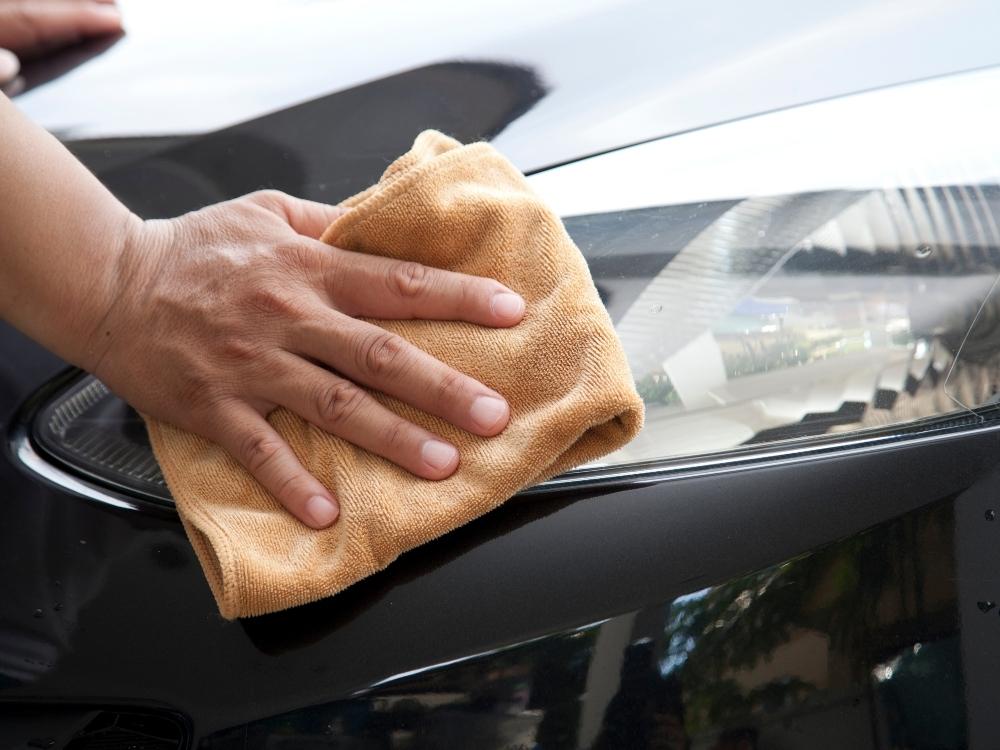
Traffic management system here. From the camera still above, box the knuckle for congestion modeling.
[246,189,287,208]
[357,330,408,378]
[238,430,283,474]
[316,380,365,427]
[435,369,467,407]
[383,419,411,453]
[388,261,432,299]
[460,276,492,311]
[272,471,306,505]
[242,190,293,225]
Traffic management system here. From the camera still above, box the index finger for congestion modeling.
[2,2,123,53]
[324,249,526,328]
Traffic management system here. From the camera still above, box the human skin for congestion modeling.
[0,0,124,85]
[0,93,525,529]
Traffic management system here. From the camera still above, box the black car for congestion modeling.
[4,1,1000,747]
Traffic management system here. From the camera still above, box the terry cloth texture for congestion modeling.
[145,130,645,619]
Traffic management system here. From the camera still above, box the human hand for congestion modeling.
[82,191,525,529]
[0,0,123,86]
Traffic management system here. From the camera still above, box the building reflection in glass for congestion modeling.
[654,498,960,749]
[204,498,962,749]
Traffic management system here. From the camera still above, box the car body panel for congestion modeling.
[15,0,1000,173]
[3,320,1000,744]
[5,1,1000,746]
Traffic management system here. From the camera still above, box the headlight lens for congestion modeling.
[558,186,1000,465]
[534,64,1000,467]
[26,66,1000,501]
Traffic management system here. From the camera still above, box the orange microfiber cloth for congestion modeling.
[145,131,644,619]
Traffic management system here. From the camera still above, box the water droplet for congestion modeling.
[978,600,996,613]
[987,509,996,521]
[650,304,663,314]
[28,739,55,749]
[757,229,766,238]
[32,608,43,619]
[53,603,63,612]
[79,539,87,545]
[916,243,933,258]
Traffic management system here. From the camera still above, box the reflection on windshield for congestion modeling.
[563,184,1000,467]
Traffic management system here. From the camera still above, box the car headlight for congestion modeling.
[22,65,1000,503]
[531,65,1000,467]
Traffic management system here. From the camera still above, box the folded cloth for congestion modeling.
[145,130,644,619]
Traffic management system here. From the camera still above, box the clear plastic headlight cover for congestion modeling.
[28,66,1000,499]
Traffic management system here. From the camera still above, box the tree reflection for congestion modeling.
[201,502,962,749]
[659,501,959,743]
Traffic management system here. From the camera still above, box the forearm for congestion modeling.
[0,92,139,368]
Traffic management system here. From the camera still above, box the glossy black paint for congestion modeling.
[87,61,547,219]
[6,2,1000,746]
[204,497,966,748]
[5,305,1000,745]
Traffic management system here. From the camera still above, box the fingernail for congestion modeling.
[92,4,123,22]
[491,292,525,321]
[0,50,20,83]
[305,495,339,528]
[470,395,509,433]
[421,439,458,472]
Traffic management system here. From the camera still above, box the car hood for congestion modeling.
[14,0,1000,174]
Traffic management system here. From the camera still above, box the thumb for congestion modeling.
[251,190,349,240]
[0,49,19,85]
[283,195,350,241]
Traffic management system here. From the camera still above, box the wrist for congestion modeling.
[72,213,164,376]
